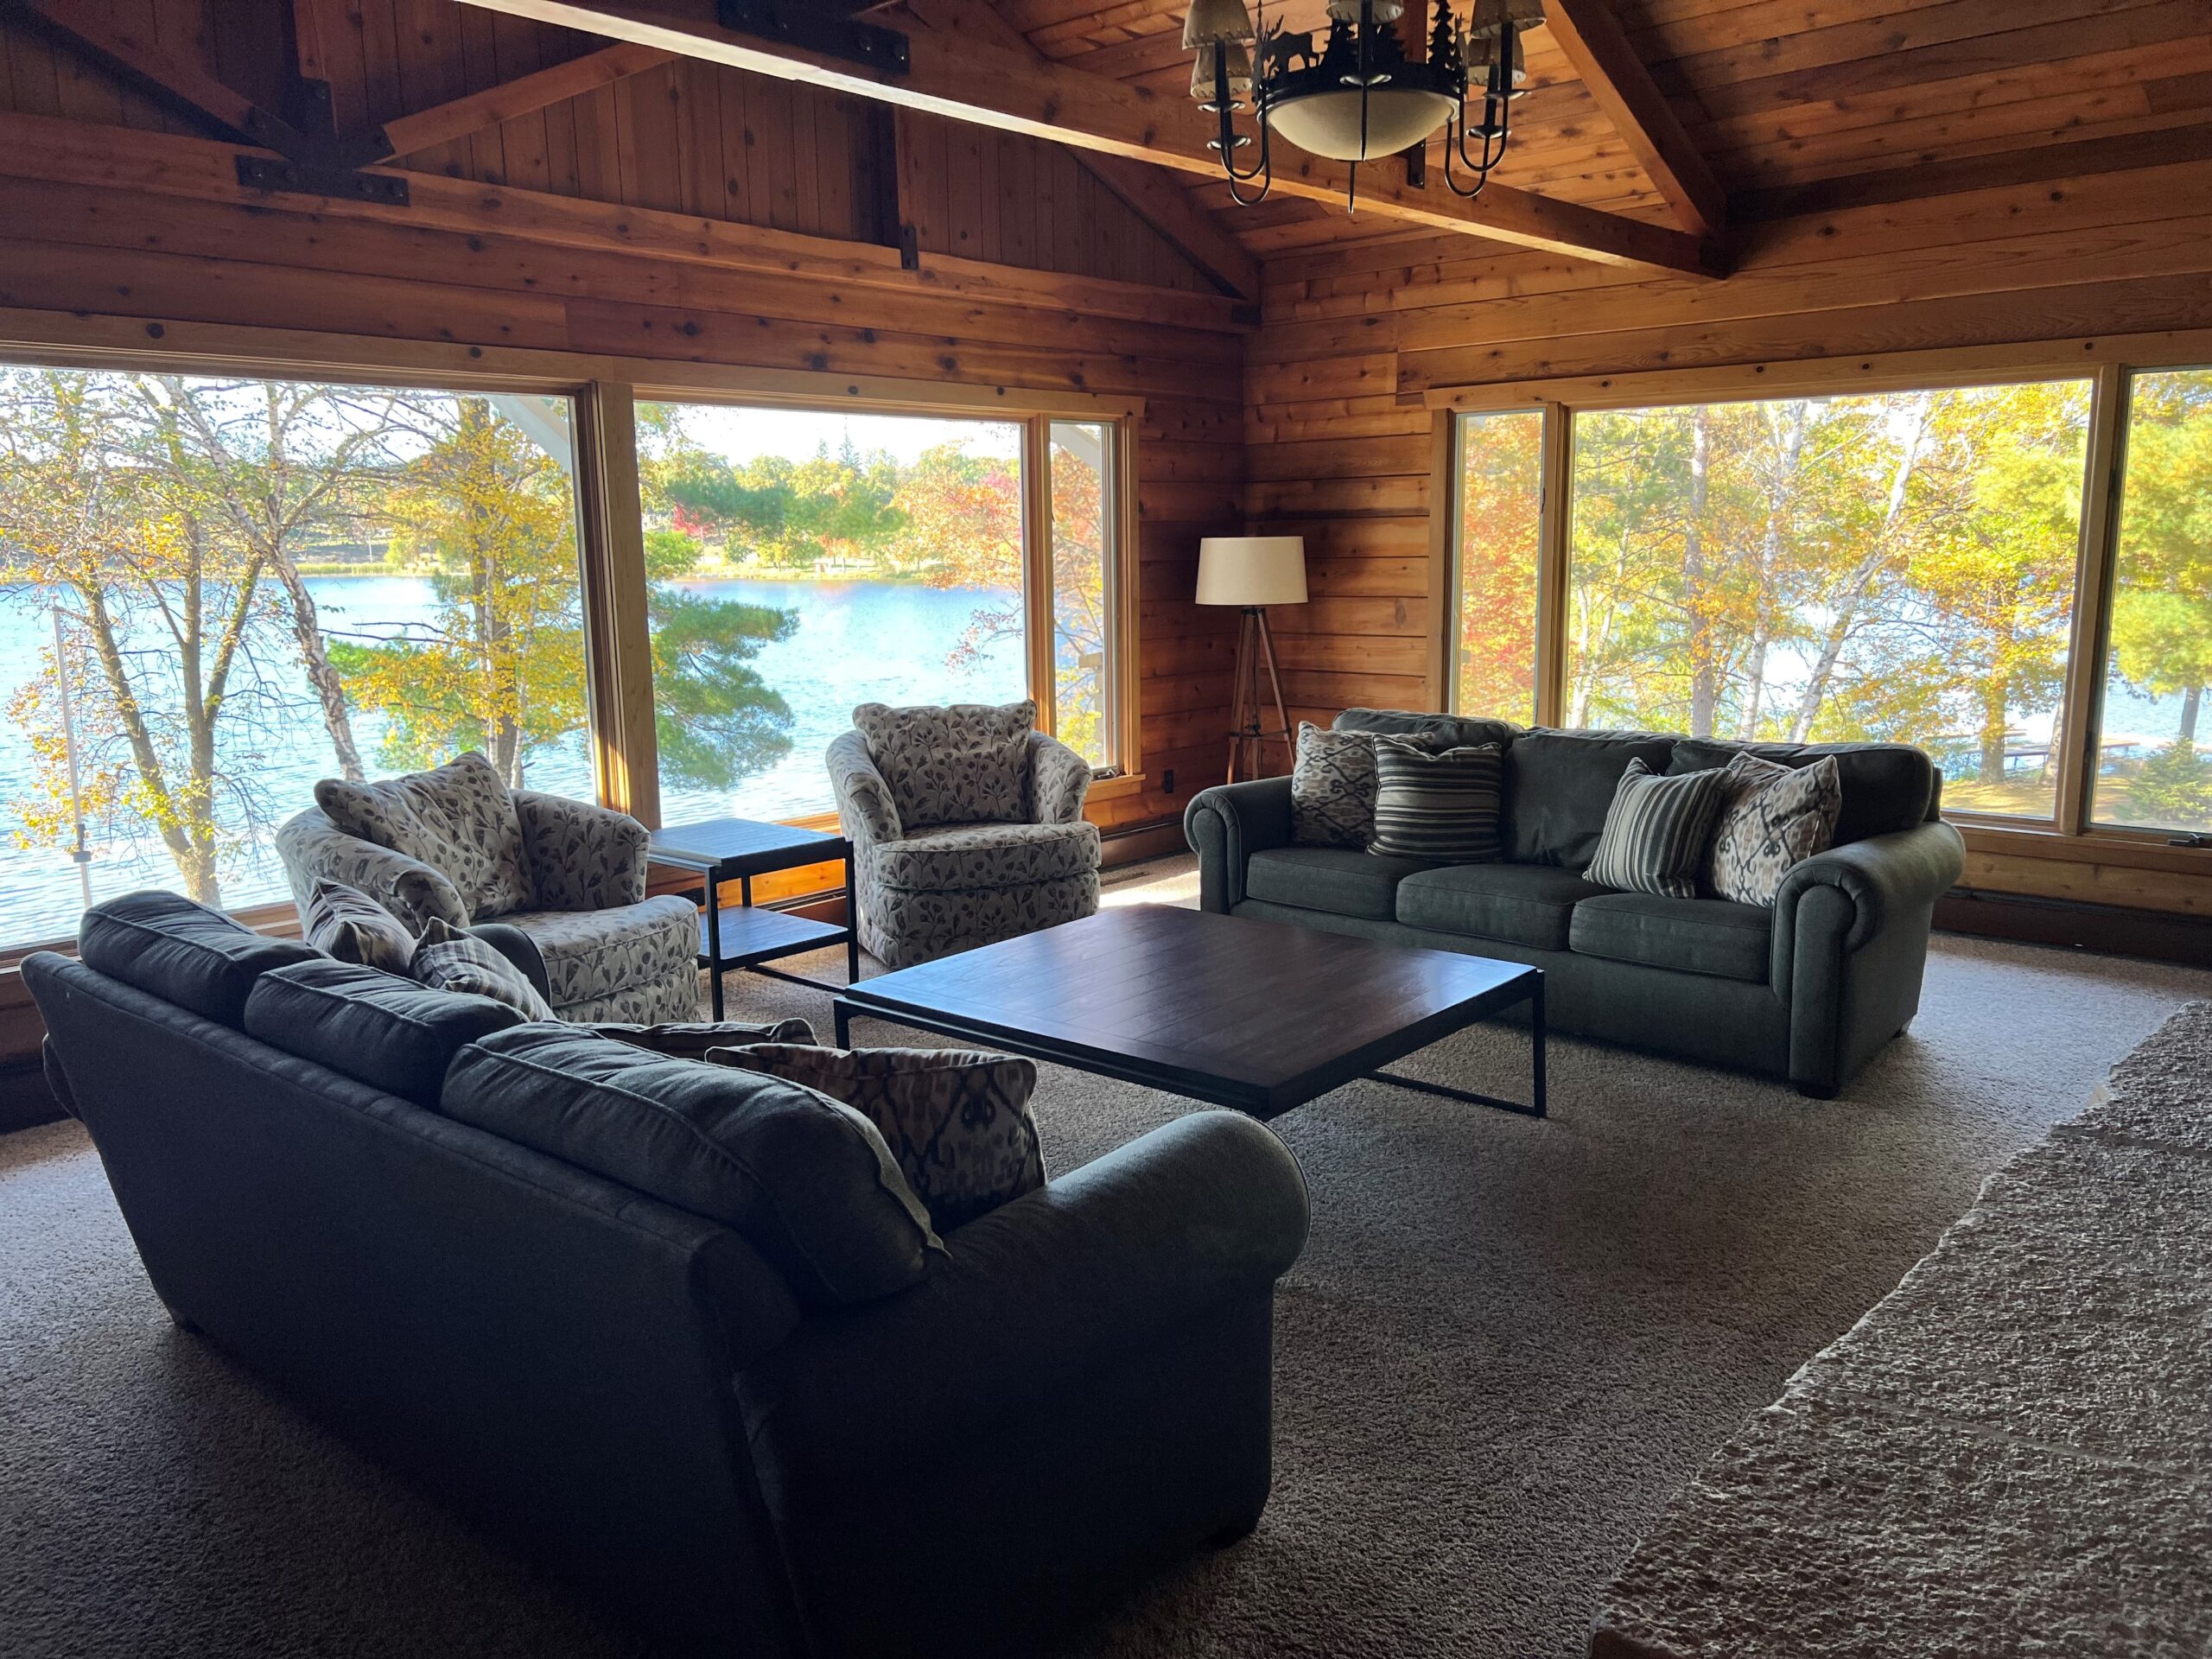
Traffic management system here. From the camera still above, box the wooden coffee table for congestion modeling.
[831,906,1546,1121]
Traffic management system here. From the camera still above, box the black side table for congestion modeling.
[647,817,861,1019]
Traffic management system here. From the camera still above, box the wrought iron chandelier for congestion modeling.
[1185,0,1539,210]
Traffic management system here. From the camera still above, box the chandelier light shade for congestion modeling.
[1188,0,1538,210]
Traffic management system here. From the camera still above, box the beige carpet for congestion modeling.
[4,856,2209,1659]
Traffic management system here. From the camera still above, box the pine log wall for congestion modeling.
[1246,147,2212,924]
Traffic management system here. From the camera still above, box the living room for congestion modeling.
[1,2,2209,1656]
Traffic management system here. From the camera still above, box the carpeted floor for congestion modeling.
[4,856,2209,1659]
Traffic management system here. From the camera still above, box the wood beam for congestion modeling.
[1540,0,1726,239]
[448,0,1724,276]
[7,0,307,155]
[900,0,1261,302]
[372,41,677,162]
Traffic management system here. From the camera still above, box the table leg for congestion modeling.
[1365,972,1548,1118]
[1531,973,1548,1120]
[832,998,853,1048]
[704,871,725,1021]
[843,848,861,984]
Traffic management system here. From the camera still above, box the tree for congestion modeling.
[329,396,588,786]
[640,521,800,788]
[2,369,285,905]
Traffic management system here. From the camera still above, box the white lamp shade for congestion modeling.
[1196,536,1307,606]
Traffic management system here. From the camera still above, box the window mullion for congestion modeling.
[1022,413,1057,734]
[2056,363,2129,840]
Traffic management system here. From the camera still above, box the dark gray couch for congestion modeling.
[25,893,1310,1658]
[1184,711,1967,1096]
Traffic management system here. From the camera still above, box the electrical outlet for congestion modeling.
[1163,767,1176,795]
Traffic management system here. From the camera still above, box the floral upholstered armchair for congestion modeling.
[828,700,1102,970]
[275,752,699,1023]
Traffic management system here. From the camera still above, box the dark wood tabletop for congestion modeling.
[836,905,1540,1118]
[647,817,844,874]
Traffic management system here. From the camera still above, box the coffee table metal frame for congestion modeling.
[830,910,1545,1121]
[648,818,861,1016]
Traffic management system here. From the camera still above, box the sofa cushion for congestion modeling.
[314,751,532,918]
[245,957,524,1105]
[1335,708,1522,752]
[1246,845,1433,923]
[499,893,699,1009]
[410,918,557,1021]
[78,891,321,1027]
[712,1044,1046,1234]
[441,1026,942,1306]
[1393,861,1608,951]
[1504,730,1677,868]
[1369,742,1503,861]
[1569,892,1774,984]
[302,876,419,974]
[874,820,1101,893]
[1667,738,1933,845]
[853,700,1034,830]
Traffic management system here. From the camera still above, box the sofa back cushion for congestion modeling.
[441,1026,942,1306]
[1666,738,1933,844]
[315,751,532,919]
[1335,709,1521,753]
[854,700,1035,830]
[245,957,524,1105]
[79,890,322,1027]
[1503,729,1677,868]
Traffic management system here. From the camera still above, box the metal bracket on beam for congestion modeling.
[236,154,410,205]
[717,2,909,75]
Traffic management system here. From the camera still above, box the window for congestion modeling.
[1450,409,1545,724]
[0,366,591,947]
[1563,383,2092,818]
[2094,366,2212,836]
[634,399,1125,823]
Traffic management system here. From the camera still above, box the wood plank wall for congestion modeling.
[1244,152,2212,918]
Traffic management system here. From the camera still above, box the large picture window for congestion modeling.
[1564,384,2092,818]
[633,398,1123,822]
[1450,408,1545,726]
[0,366,591,947]
[2094,366,2212,836]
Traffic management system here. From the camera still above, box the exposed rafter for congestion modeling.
[372,41,677,162]
[447,0,1726,277]
[1541,0,1727,239]
[902,0,1262,302]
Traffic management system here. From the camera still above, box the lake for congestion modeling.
[0,575,1023,945]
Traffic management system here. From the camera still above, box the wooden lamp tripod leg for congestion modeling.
[1255,606,1293,772]
[1227,605,1255,784]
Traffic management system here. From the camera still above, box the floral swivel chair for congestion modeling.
[276,751,700,1023]
[827,700,1101,970]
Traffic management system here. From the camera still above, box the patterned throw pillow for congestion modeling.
[410,917,556,1021]
[1368,741,1503,861]
[711,1043,1046,1233]
[853,701,1035,831]
[302,877,418,974]
[315,752,532,919]
[1584,760,1732,899]
[1710,753,1843,907]
[591,1018,816,1061]
[1291,723,1427,847]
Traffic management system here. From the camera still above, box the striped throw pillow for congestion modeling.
[1368,742,1503,861]
[1584,760,1731,899]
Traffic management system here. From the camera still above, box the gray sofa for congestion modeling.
[1185,710,1967,1096]
[26,891,1310,1658]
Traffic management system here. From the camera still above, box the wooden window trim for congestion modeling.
[1428,329,2212,872]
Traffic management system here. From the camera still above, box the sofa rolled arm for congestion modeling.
[1772,820,1966,1001]
[737,1109,1309,1478]
[275,806,467,934]
[512,790,649,910]
[1184,776,1296,912]
[1026,728,1094,825]
[826,729,902,849]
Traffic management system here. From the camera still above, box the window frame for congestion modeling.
[0,314,1145,956]
[1427,327,2212,874]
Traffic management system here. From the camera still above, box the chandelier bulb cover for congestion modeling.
[1187,0,1535,211]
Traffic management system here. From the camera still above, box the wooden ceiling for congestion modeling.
[988,0,2212,257]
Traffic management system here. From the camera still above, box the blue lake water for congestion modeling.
[0,575,1022,944]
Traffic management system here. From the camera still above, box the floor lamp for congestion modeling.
[1197,535,1307,784]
